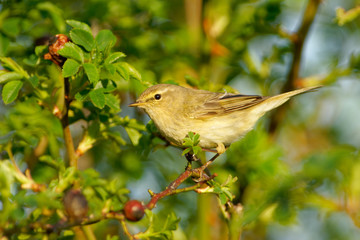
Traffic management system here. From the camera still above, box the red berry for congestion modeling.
[124,200,145,222]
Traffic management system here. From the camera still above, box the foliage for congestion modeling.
[182,132,202,156]
[1,0,360,240]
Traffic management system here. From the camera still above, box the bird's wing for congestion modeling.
[190,92,266,119]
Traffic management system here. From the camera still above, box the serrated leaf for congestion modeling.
[95,29,117,51]
[66,20,92,34]
[89,89,105,108]
[58,42,84,62]
[83,63,99,84]
[70,29,95,52]
[75,89,90,101]
[116,63,137,81]
[115,63,129,81]
[105,52,126,64]
[62,59,81,77]
[0,72,23,84]
[104,94,120,111]
[2,80,23,104]
[100,79,117,92]
[124,62,141,80]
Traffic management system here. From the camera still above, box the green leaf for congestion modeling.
[89,89,105,108]
[0,57,29,78]
[35,45,48,57]
[115,62,141,81]
[75,89,90,102]
[95,29,117,51]
[182,148,191,156]
[66,20,92,34]
[0,33,10,56]
[115,62,129,81]
[100,79,117,92]
[104,64,116,76]
[135,210,180,240]
[1,17,21,37]
[193,133,200,144]
[0,130,15,144]
[70,29,95,52]
[105,94,120,111]
[125,127,142,146]
[188,131,194,139]
[0,71,23,84]
[62,59,81,77]
[83,63,99,84]
[219,193,228,205]
[58,42,84,63]
[2,80,23,104]
[27,75,39,88]
[105,52,126,64]
[193,146,202,155]
[37,2,66,32]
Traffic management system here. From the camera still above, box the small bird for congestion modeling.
[129,84,320,154]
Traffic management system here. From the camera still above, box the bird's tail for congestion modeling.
[256,86,322,113]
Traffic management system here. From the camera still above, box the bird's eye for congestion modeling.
[154,94,161,100]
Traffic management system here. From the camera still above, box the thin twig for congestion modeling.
[6,145,46,192]
[146,153,220,210]
[120,218,134,240]
[61,77,78,168]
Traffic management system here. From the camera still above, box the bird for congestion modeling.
[129,84,320,154]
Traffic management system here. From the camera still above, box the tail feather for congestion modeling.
[258,86,322,113]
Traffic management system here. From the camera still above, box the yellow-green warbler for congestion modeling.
[129,84,320,154]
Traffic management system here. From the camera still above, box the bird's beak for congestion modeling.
[128,101,145,107]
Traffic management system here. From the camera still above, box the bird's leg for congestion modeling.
[202,143,228,154]
[216,143,226,155]
[201,148,218,153]
[191,153,220,182]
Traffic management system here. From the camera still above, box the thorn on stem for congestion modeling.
[148,189,155,197]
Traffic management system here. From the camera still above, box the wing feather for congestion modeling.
[191,92,266,119]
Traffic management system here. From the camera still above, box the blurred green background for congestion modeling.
[1,0,360,239]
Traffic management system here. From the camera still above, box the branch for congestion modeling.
[284,0,322,92]
[45,34,78,168]
[3,210,128,237]
[146,153,219,210]
[61,77,78,168]
[6,145,46,192]
[269,0,322,133]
